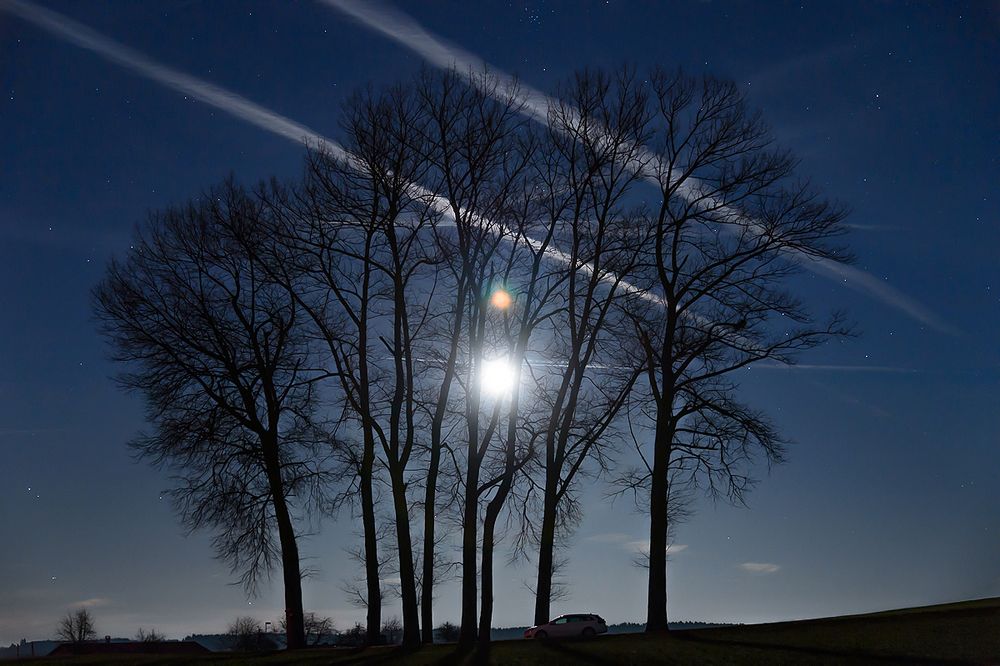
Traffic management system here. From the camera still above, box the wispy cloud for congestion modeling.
[584,533,688,556]
[73,597,112,609]
[624,539,688,556]
[321,0,956,335]
[739,562,780,574]
[799,257,959,336]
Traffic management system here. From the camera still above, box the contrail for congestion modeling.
[0,2,639,297]
[3,0,908,378]
[0,2,618,303]
[320,0,958,336]
[318,0,552,122]
[0,0,347,161]
[6,0,950,355]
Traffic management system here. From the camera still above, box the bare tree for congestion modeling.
[258,81,442,647]
[135,627,165,642]
[414,69,536,645]
[475,198,543,642]
[620,69,852,632]
[227,616,273,652]
[411,69,487,644]
[56,609,96,644]
[332,85,436,648]
[260,166,384,646]
[279,612,335,646]
[525,67,653,627]
[94,181,328,649]
[381,616,403,644]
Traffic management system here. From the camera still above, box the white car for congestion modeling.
[523,613,608,639]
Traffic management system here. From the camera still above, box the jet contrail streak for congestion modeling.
[318,0,553,122]
[1,1,655,304]
[0,0,855,358]
[320,0,957,336]
[1,0,346,160]
[7,0,948,356]
[0,1,634,309]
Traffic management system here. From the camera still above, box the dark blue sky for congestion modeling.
[1,0,997,643]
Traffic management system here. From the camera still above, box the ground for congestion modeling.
[31,597,1000,665]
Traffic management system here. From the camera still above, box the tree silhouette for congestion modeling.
[90,63,853,651]
[619,69,852,632]
[94,182,329,649]
[135,627,165,643]
[227,616,274,652]
[56,609,96,644]
[257,83,441,645]
[523,67,652,628]
[279,612,335,646]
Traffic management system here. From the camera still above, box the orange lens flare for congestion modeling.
[490,289,513,310]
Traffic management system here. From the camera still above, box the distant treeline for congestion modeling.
[181,622,736,649]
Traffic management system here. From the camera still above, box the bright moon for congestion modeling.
[480,358,517,397]
[490,289,513,310]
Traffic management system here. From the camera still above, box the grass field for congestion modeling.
[31,597,1000,665]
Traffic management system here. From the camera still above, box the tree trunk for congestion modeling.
[360,437,382,645]
[274,501,306,650]
[459,319,485,648]
[532,474,559,625]
[357,235,382,646]
[261,436,306,650]
[479,449,516,640]
[422,286,465,644]
[420,441,440,644]
[478,501,500,642]
[645,410,673,633]
[389,467,422,647]
[458,457,481,646]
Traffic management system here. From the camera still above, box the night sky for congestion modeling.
[1,0,998,644]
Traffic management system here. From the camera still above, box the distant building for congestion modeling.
[185,632,286,651]
[0,640,60,660]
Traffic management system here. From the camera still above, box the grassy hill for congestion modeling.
[31,597,1000,665]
